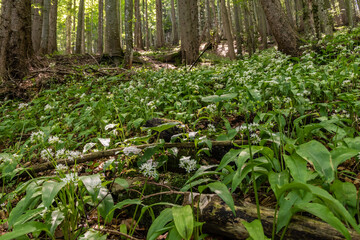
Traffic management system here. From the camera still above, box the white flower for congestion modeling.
[86,107,92,112]
[98,138,110,147]
[66,150,82,160]
[207,104,216,113]
[55,149,66,159]
[170,147,179,156]
[139,160,158,178]
[188,132,197,139]
[123,146,142,156]
[18,103,28,109]
[250,133,261,144]
[105,124,117,131]
[179,156,197,173]
[41,148,53,160]
[56,164,68,172]
[30,131,45,143]
[48,136,60,144]
[44,104,53,111]
[207,124,216,133]
[61,172,78,184]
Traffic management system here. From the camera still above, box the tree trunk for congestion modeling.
[219,0,235,59]
[178,0,200,65]
[86,14,92,53]
[243,2,255,55]
[105,0,123,59]
[66,0,72,54]
[134,0,144,49]
[124,0,133,69]
[233,0,243,56]
[260,0,300,56]
[31,0,43,53]
[75,0,85,54]
[145,0,150,49]
[156,0,165,48]
[295,0,305,32]
[48,0,58,54]
[171,0,179,45]
[0,0,33,84]
[39,0,50,54]
[285,0,296,27]
[256,0,268,49]
[97,0,104,54]
[345,0,354,27]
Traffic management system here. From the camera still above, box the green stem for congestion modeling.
[129,179,147,236]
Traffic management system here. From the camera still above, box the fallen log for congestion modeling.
[183,194,360,240]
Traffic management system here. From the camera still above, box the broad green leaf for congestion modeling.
[180,178,212,192]
[97,187,114,223]
[108,199,142,217]
[283,154,308,183]
[295,203,351,240]
[49,210,65,235]
[217,149,242,170]
[201,93,237,103]
[80,174,101,202]
[268,171,289,199]
[276,191,301,233]
[331,147,358,169]
[0,221,51,240]
[13,207,45,227]
[242,219,269,240]
[172,205,194,240]
[330,180,357,208]
[114,178,129,189]
[184,165,219,185]
[42,181,66,208]
[296,140,334,183]
[207,182,236,215]
[147,208,174,240]
[167,227,183,240]
[78,229,107,240]
[344,137,360,150]
[143,122,179,133]
[83,142,96,153]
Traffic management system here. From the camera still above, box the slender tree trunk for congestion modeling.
[302,0,316,38]
[178,0,199,65]
[145,0,150,49]
[256,0,268,49]
[105,0,123,58]
[233,0,243,56]
[75,0,85,54]
[206,0,212,41]
[171,0,179,45]
[39,0,50,54]
[48,0,58,53]
[345,0,354,27]
[66,0,72,54]
[259,0,301,56]
[0,0,33,84]
[210,0,220,44]
[219,0,235,59]
[338,0,349,25]
[98,0,104,54]
[86,14,91,53]
[295,0,305,32]
[134,0,144,49]
[124,0,133,68]
[285,0,296,26]
[31,0,43,53]
[156,0,165,48]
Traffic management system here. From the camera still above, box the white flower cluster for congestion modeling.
[40,148,53,160]
[61,172,78,184]
[48,136,61,144]
[207,124,216,133]
[123,146,142,156]
[44,104,54,111]
[179,156,197,173]
[207,104,216,113]
[18,103,28,109]
[55,164,68,172]
[139,160,158,178]
[250,133,261,144]
[30,131,45,143]
[105,124,117,131]
[41,148,82,161]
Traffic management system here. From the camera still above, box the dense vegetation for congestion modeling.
[1,28,360,239]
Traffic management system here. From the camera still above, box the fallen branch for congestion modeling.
[183,194,360,240]
[23,140,248,177]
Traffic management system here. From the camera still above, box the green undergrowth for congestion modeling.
[1,28,360,239]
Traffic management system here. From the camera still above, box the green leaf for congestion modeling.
[42,181,66,208]
[207,182,236,215]
[330,180,357,208]
[114,178,130,189]
[147,208,174,240]
[331,147,358,169]
[80,174,102,202]
[143,122,179,133]
[172,205,194,240]
[49,210,65,235]
[0,221,51,240]
[108,199,142,217]
[242,219,269,240]
[295,203,351,240]
[201,93,237,103]
[344,137,360,150]
[97,187,114,223]
[167,227,183,240]
[268,171,289,199]
[283,154,308,183]
[217,149,242,171]
[78,229,107,240]
[12,207,45,227]
[296,140,334,183]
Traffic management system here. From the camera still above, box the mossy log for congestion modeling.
[183,194,360,240]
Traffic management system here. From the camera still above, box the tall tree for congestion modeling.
[39,0,50,54]
[145,0,151,49]
[233,0,244,55]
[124,0,134,68]
[178,0,199,64]
[0,0,33,84]
[66,0,72,54]
[31,0,43,53]
[219,0,235,59]
[75,0,85,54]
[256,0,268,49]
[48,0,58,53]
[156,0,165,48]
[260,0,301,56]
[134,0,144,49]
[170,0,179,45]
[98,0,104,54]
[105,0,123,59]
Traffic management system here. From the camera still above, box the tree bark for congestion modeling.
[183,194,360,240]
[145,0,151,49]
[171,0,179,45]
[178,0,200,65]
[134,0,144,49]
[75,0,85,54]
[219,0,236,59]
[260,0,301,56]
[124,0,134,68]
[344,0,354,27]
[48,0,58,54]
[66,0,72,54]
[0,0,33,84]
[338,0,349,25]
[156,0,165,48]
[256,0,268,49]
[31,0,43,53]
[39,0,50,54]
[97,0,104,54]
[105,0,123,57]
[233,0,243,56]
